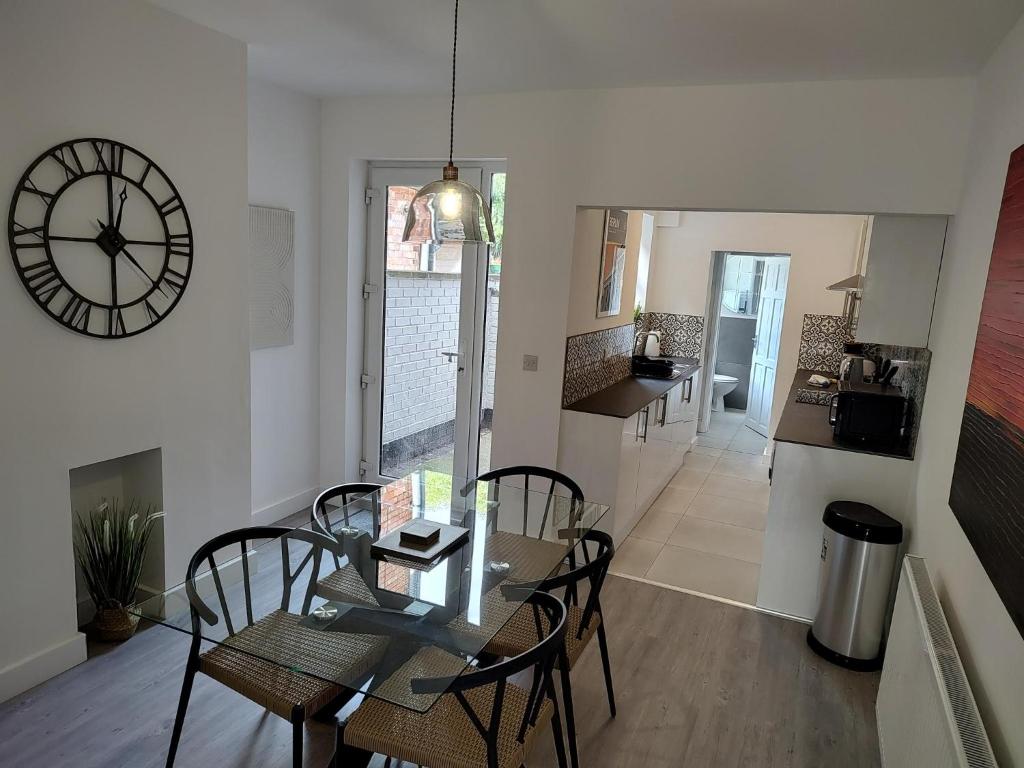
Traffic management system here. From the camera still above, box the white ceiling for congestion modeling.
[150,0,1024,96]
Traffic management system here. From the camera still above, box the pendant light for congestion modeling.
[402,0,495,245]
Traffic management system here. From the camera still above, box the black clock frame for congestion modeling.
[7,137,193,339]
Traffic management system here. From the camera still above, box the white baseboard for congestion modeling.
[609,570,812,624]
[251,486,319,526]
[0,632,87,703]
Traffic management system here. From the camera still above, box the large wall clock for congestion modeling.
[7,138,193,338]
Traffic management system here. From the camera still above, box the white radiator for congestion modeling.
[877,556,998,768]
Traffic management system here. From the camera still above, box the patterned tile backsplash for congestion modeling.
[797,314,853,373]
[561,313,706,407]
[636,312,705,358]
[794,312,932,455]
[562,324,636,406]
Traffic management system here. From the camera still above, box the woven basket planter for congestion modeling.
[92,605,140,642]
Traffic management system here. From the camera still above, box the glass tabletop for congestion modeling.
[133,468,607,713]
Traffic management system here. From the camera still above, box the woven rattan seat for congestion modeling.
[344,646,554,768]
[199,609,385,720]
[484,603,599,666]
[315,563,379,606]
[484,531,571,582]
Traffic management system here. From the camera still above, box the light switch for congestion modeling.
[522,354,539,372]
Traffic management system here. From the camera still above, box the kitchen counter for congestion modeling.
[773,369,912,460]
[564,358,701,419]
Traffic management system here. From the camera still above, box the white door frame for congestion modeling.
[699,251,790,434]
[361,162,503,484]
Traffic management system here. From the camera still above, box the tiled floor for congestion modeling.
[611,422,771,605]
[695,408,769,454]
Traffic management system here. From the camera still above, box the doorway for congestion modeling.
[700,252,790,453]
[362,163,505,484]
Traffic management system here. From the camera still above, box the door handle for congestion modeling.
[440,350,465,372]
[658,394,668,427]
[683,376,693,403]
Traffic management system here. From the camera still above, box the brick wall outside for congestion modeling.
[377,479,414,593]
[387,186,462,273]
[382,272,499,444]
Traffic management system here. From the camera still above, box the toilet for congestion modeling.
[712,374,739,412]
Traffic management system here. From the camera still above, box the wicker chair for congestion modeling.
[484,529,616,768]
[310,482,384,604]
[166,526,383,768]
[335,591,570,768]
[311,482,384,538]
[463,465,586,540]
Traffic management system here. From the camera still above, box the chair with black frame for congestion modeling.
[165,526,384,768]
[310,482,383,605]
[334,590,571,768]
[461,465,615,768]
[465,465,586,540]
[486,528,615,768]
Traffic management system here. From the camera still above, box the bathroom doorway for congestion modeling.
[698,252,790,453]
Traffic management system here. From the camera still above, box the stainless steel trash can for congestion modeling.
[807,501,903,671]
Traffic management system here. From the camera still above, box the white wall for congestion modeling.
[566,209,646,336]
[248,78,322,523]
[0,0,249,699]
[321,78,974,479]
[645,212,866,433]
[909,17,1024,766]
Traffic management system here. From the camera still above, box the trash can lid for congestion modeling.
[823,501,903,544]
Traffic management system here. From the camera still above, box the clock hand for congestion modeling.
[118,246,168,297]
[110,246,118,308]
[106,173,114,226]
[114,185,128,230]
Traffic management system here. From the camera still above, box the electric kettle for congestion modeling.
[634,330,661,357]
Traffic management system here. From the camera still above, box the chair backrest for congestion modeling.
[537,529,614,642]
[311,482,383,538]
[465,465,585,539]
[411,591,567,767]
[184,526,343,636]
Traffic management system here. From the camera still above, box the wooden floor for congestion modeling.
[0,576,879,768]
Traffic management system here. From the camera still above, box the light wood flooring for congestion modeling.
[0,576,879,767]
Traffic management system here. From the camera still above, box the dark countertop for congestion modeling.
[774,369,913,460]
[564,358,701,419]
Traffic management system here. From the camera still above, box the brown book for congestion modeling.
[399,521,441,549]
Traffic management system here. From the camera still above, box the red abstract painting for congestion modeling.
[950,143,1024,637]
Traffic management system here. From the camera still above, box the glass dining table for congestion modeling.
[134,467,607,755]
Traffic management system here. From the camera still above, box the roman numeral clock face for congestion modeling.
[7,138,193,338]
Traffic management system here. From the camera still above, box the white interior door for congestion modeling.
[745,259,789,436]
[362,164,497,484]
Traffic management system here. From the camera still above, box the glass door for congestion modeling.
[362,164,504,484]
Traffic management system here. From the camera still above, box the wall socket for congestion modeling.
[522,354,539,372]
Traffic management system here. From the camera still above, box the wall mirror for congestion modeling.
[596,208,628,318]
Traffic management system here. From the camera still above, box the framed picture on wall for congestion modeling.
[596,209,628,318]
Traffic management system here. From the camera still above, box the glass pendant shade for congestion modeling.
[402,164,495,245]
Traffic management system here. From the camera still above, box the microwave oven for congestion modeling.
[828,385,910,452]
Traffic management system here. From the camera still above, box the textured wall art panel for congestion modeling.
[797,314,851,373]
[950,143,1024,637]
[562,324,635,406]
[249,205,295,349]
[637,312,705,358]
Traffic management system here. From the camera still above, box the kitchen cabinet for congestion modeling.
[557,367,701,545]
[758,440,914,619]
[855,214,949,348]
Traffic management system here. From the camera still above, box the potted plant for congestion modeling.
[74,499,162,642]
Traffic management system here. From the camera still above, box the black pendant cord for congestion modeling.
[449,0,459,167]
